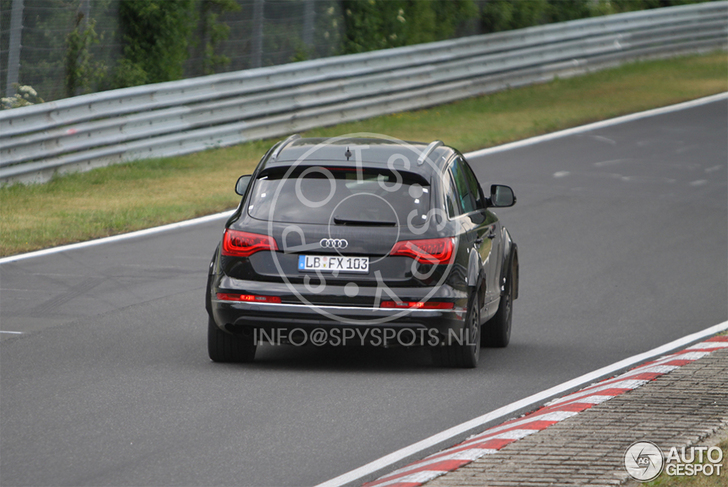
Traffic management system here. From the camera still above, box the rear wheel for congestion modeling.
[482,265,513,348]
[432,289,480,368]
[208,316,256,362]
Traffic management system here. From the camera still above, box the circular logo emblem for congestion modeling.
[319,238,348,249]
[625,441,664,482]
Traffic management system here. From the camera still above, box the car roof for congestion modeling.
[258,136,457,178]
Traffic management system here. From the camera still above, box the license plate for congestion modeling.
[298,255,369,273]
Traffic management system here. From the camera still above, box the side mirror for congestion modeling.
[235,175,252,196]
[489,184,516,207]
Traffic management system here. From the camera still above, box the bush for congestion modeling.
[482,0,548,33]
[107,58,149,89]
[481,0,715,34]
[341,0,478,54]
[546,0,594,23]
[116,0,195,86]
[190,0,241,76]
[1,84,44,110]
[65,14,103,97]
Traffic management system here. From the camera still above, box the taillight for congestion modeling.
[222,229,278,257]
[390,237,454,264]
[216,293,281,303]
[380,301,455,309]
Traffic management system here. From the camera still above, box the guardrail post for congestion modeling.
[251,0,264,69]
[79,0,90,25]
[5,0,24,97]
[303,0,315,51]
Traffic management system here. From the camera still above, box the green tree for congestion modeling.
[65,13,103,97]
[191,0,241,76]
[481,0,713,34]
[341,0,478,54]
[545,0,593,23]
[481,0,548,33]
[431,0,480,39]
[116,0,195,86]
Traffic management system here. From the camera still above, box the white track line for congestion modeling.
[0,211,234,265]
[1,92,725,266]
[0,331,23,334]
[467,92,728,158]
[315,320,728,487]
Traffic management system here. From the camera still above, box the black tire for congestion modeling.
[432,289,480,368]
[208,316,256,363]
[481,265,513,348]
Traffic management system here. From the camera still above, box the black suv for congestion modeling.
[206,135,518,368]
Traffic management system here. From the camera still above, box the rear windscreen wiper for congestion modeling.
[333,216,396,226]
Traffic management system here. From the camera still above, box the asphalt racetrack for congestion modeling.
[1,99,726,487]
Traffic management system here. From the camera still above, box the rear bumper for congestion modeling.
[211,299,470,347]
[214,299,465,323]
[209,273,474,346]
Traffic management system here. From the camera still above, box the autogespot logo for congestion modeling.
[624,441,664,482]
[265,132,458,325]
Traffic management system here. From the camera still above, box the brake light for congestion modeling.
[390,237,454,264]
[216,293,281,303]
[222,229,278,257]
[380,301,455,309]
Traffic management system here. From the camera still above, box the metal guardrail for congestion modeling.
[1,2,726,184]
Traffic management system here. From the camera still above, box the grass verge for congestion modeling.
[1,51,726,257]
[639,437,727,487]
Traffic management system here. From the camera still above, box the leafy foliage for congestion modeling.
[1,84,44,110]
[341,0,478,54]
[481,0,715,33]
[65,14,103,97]
[3,0,717,100]
[482,0,548,33]
[115,0,195,86]
[106,58,149,90]
[190,0,241,76]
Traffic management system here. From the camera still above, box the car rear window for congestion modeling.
[248,166,431,226]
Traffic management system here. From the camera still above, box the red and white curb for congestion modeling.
[363,335,728,487]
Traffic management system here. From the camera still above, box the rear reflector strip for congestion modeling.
[380,301,455,309]
[216,293,282,303]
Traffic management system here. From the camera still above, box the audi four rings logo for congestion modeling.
[320,238,348,249]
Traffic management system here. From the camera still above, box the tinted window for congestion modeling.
[248,166,431,226]
[462,159,486,210]
[443,172,460,218]
[449,158,476,214]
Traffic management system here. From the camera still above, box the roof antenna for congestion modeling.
[345,147,352,161]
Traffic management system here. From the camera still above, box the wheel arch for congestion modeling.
[466,246,481,288]
[501,229,518,300]
[205,245,220,316]
[510,245,519,300]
